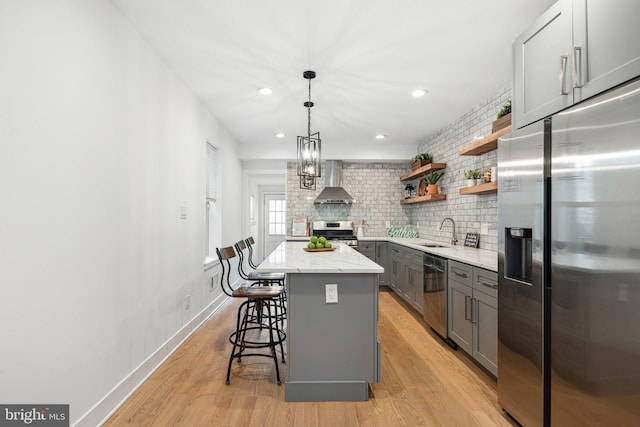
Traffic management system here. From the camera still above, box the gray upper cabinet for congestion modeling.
[513,0,573,129]
[513,0,640,129]
[573,0,640,103]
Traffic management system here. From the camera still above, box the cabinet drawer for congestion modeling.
[359,241,375,251]
[449,260,472,286]
[473,268,498,298]
[402,247,423,266]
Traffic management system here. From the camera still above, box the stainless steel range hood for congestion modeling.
[313,160,356,204]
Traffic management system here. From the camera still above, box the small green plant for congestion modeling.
[412,153,432,163]
[425,171,443,184]
[464,169,482,179]
[497,100,512,119]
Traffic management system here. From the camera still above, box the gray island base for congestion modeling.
[256,242,383,402]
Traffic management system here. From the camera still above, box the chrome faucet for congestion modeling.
[439,217,458,245]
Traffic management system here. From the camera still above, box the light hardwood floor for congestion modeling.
[105,289,516,426]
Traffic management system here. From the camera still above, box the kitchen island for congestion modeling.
[256,241,384,402]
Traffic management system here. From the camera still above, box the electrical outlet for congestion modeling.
[385,221,391,228]
[185,294,191,310]
[325,284,338,304]
[210,273,218,292]
[481,222,489,235]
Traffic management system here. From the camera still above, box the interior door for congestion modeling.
[262,193,286,260]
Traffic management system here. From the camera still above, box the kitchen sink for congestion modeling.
[419,243,448,248]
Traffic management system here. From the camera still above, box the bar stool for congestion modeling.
[216,246,286,385]
[245,236,260,269]
[234,240,287,324]
[234,239,285,286]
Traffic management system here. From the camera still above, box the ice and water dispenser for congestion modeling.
[504,227,533,284]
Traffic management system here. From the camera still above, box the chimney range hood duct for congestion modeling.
[313,160,356,204]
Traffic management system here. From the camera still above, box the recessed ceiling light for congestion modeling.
[411,89,428,97]
[275,132,285,138]
[258,87,273,95]
[375,134,386,140]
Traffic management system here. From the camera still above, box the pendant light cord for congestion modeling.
[307,78,312,140]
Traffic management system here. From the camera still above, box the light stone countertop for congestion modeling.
[286,236,498,272]
[358,236,497,272]
[257,241,384,274]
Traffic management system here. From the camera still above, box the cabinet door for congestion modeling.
[391,255,402,295]
[359,242,376,261]
[448,280,473,354]
[390,257,397,291]
[573,0,640,103]
[408,264,424,315]
[403,263,414,304]
[513,0,573,129]
[472,290,498,376]
[375,241,388,286]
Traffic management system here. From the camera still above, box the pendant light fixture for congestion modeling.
[297,70,321,190]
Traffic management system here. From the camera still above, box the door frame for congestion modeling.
[260,191,286,261]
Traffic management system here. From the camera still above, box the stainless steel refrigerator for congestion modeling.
[497,77,640,426]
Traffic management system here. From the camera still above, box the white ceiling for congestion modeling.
[111,0,554,161]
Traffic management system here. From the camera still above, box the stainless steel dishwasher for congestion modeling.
[423,253,453,346]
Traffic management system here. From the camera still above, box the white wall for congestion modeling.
[0,1,241,425]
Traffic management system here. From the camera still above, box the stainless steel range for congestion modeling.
[312,221,358,249]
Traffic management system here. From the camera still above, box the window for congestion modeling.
[249,195,256,225]
[267,198,286,235]
[206,142,220,262]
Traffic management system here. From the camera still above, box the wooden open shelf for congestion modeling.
[400,163,447,181]
[458,126,511,156]
[459,181,497,195]
[400,194,447,204]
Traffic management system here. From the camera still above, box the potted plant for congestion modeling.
[411,153,432,170]
[464,169,479,187]
[492,100,512,133]
[424,171,443,195]
[473,169,483,184]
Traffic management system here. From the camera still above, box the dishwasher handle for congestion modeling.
[424,263,445,273]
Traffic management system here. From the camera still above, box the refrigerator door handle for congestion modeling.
[572,46,584,88]
[560,55,570,95]
[464,295,471,320]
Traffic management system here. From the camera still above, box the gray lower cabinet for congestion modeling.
[402,247,424,315]
[359,241,390,289]
[388,243,424,315]
[389,243,402,296]
[375,241,389,287]
[358,241,376,261]
[447,260,498,376]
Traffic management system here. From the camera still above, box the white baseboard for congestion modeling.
[74,292,230,427]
